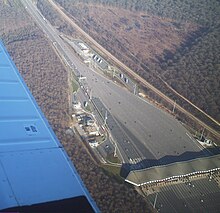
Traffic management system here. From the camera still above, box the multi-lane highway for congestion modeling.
[92,97,147,165]
[21,0,84,77]
[148,177,220,213]
[77,63,209,166]
[21,0,210,167]
[47,0,220,139]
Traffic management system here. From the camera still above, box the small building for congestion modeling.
[83,116,94,126]
[75,113,86,121]
[84,58,91,64]
[78,42,89,50]
[78,42,90,54]
[84,126,99,136]
[73,102,81,110]
[88,140,99,148]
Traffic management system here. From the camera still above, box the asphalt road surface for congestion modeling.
[92,97,147,166]
[79,68,208,163]
[148,177,220,213]
[22,0,210,166]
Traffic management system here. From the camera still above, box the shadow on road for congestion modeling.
[120,146,220,178]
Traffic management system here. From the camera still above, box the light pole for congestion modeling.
[200,128,205,140]
[133,84,137,95]
[153,192,158,209]
[89,89,92,101]
[172,100,176,113]
[104,110,108,126]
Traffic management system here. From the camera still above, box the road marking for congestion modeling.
[47,0,220,138]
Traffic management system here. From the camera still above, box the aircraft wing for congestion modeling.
[0,41,98,212]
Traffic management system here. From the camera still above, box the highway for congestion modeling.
[77,64,209,166]
[47,0,220,139]
[21,0,85,78]
[91,97,147,166]
[21,0,212,167]
[148,177,220,213]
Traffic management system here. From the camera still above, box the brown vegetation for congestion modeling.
[0,1,152,212]
[54,0,220,137]
[62,4,198,66]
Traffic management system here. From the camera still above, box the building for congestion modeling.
[125,154,220,186]
[88,139,99,148]
[84,126,99,136]
[84,115,95,126]
[73,101,82,110]
[78,42,90,54]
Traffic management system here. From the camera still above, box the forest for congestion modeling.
[0,0,152,212]
[56,0,220,26]
[54,0,220,136]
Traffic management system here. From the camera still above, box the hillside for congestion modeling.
[0,0,152,212]
[56,0,220,26]
[54,0,220,135]
[163,26,220,122]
